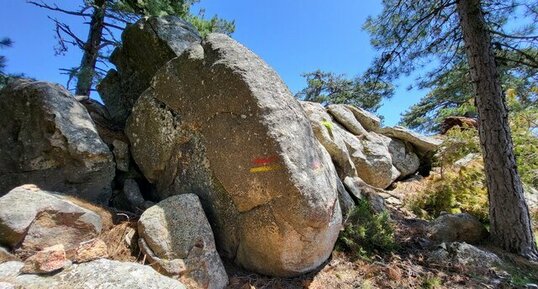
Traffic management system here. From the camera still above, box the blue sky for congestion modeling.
[0,0,425,126]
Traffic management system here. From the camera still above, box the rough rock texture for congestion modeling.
[138,194,227,289]
[127,33,342,276]
[0,259,186,289]
[0,247,17,263]
[112,140,130,172]
[302,101,425,189]
[345,105,381,132]
[123,179,145,211]
[20,245,68,274]
[74,238,108,263]
[429,242,502,269]
[429,213,488,244]
[347,132,400,189]
[0,185,102,250]
[327,104,368,136]
[0,80,115,203]
[301,101,357,180]
[379,126,442,155]
[388,138,420,178]
[98,16,202,125]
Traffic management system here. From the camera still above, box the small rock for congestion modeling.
[113,140,130,172]
[138,194,228,289]
[327,104,368,136]
[21,244,69,274]
[0,247,17,263]
[0,185,102,250]
[74,238,108,263]
[345,105,381,132]
[429,213,488,244]
[429,242,501,269]
[123,179,145,211]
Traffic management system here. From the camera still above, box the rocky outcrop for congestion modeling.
[138,194,228,289]
[0,80,115,203]
[97,16,202,125]
[302,102,439,190]
[428,213,488,244]
[0,185,102,252]
[0,259,186,289]
[379,126,441,155]
[127,33,341,277]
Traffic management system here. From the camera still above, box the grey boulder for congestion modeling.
[0,79,115,203]
[138,194,228,289]
[127,33,341,276]
[98,16,202,125]
[0,185,102,251]
[428,213,488,244]
[0,259,186,289]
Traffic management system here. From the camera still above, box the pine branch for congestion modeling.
[27,1,91,17]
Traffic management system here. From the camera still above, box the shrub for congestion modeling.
[409,160,489,223]
[336,199,396,259]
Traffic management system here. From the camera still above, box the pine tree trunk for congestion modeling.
[75,0,106,96]
[456,0,538,259]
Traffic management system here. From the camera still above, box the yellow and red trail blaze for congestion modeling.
[250,156,280,173]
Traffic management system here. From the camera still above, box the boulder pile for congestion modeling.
[0,15,443,288]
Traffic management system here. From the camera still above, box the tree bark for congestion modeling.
[75,0,106,96]
[456,0,538,260]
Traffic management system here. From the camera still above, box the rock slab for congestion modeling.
[0,259,186,289]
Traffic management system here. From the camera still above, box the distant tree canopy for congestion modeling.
[364,0,538,133]
[29,0,235,96]
[295,70,393,112]
[400,54,538,132]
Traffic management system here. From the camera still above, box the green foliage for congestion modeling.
[421,276,442,289]
[400,57,538,133]
[409,106,538,223]
[409,159,489,223]
[365,0,538,133]
[337,199,396,259]
[296,70,393,112]
[0,37,12,75]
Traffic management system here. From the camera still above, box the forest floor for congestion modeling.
[224,206,538,289]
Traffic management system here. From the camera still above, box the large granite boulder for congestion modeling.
[0,185,102,252]
[0,80,115,203]
[138,194,228,289]
[97,16,202,125]
[0,259,186,289]
[127,33,342,276]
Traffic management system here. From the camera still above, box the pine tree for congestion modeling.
[366,0,538,260]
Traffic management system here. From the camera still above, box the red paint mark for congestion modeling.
[252,156,278,166]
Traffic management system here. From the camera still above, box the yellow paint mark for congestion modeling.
[250,165,281,173]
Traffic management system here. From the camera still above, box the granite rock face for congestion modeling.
[127,33,341,277]
[0,259,186,289]
[98,16,202,125]
[0,79,115,203]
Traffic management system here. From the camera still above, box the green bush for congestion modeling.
[336,199,396,259]
[409,160,489,223]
